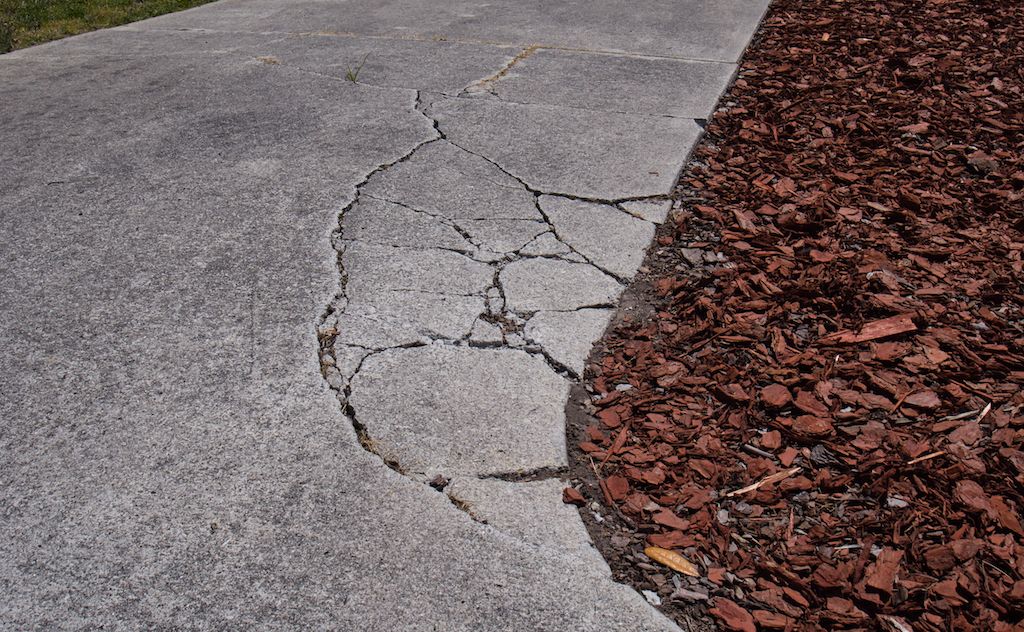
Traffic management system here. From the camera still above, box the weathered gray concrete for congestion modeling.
[540,196,656,279]
[134,0,767,62]
[525,309,617,378]
[446,477,607,565]
[500,258,624,312]
[485,48,737,119]
[0,0,768,628]
[349,345,569,478]
[431,96,702,200]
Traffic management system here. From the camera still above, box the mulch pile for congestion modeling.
[571,0,1024,629]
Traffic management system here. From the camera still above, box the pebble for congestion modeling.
[887,495,910,509]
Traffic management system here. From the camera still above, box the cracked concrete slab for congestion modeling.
[342,196,471,251]
[361,140,540,221]
[525,309,615,378]
[1,0,766,628]
[343,241,492,296]
[469,318,504,345]
[348,345,569,478]
[519,232,575,257]
[487,48,737,119]
[461,218,549,255]
[334,291,484,349]
[446,477,607,566]
[540,195,656,280]
[500,258,623,313]
[431,96,703,200]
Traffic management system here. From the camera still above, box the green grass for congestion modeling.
[1,0,216,53]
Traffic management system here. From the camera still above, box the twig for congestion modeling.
[939,408,980,421]
[907,450,946,465]
[977,402,992,422]
[590,456,615,506]
[743,443,776,459]
[725,466,801,497]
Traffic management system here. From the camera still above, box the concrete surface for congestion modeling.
[0,0,768,629]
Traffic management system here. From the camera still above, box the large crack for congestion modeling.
[315,85,646,551]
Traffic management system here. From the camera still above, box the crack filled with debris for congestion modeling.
[314,85,658,554]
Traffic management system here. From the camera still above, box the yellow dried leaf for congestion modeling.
[644,546,700,577]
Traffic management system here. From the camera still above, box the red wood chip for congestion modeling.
[652,509,689,530]
[709,597,756,632]
[954,480,991,513]
[562,487,586,506]
[865,548,904,594]
[904,389,941,410]
[791,415,834,437]
[604,475,629,501]
[575,0,1024,628]
[794,390,830,416]
[760,383,793,408]
[820,314,918,344]
[761,430,782,450]
[752,610,792,629]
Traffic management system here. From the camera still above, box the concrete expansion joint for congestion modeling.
[460,44,540,96]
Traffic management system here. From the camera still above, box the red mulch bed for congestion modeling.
[572,0,1024,630]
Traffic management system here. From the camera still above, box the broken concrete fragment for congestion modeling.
[360,140,540,221]
[519,232,573,257]
[343,242,492,297]
[469,318,504,345]
[342,196,470,251]
[336,291,484,349]
[349,344,570,477]
[485,287,505,315]
[332,343,373,387]
[461,218,549,254]
[540,196,655,279]
[525,309,613,377]
[446,477,608,568]
[500,258,622,312]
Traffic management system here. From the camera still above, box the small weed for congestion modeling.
[344,53,370,83]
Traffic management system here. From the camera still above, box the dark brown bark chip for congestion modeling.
[571,0,1024,629]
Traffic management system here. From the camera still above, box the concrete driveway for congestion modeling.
[0,1,766,628]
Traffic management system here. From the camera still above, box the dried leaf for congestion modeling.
[644,546,701,577]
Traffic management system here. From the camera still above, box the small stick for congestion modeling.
[725,466,801,497]
[907,450,946,465]
[889,389,916,413]
[743,444,776,459]
[939,408,979,421]
[977,402,992,422]
[590,456,615,506]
